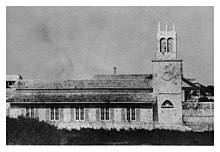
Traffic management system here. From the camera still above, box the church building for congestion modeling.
[6,21,214,131]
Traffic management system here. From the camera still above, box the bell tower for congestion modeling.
[156,20,177,60]
[152,20,183,127]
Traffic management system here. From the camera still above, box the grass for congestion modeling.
[6,116,214,145]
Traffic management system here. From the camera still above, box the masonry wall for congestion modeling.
[9,103,154,130]
[156,94,182,125]
[152,60,182,94]
[182,102,214,131]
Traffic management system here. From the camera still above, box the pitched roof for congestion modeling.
[12,75,200,91]
[93,74,153,80]
[13,79,153,89]
[6,75,22,81]
[8,91,155,103]
[182,77,199,90]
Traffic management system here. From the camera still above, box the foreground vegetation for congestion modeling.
[6,116,214,145]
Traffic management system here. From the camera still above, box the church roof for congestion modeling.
[13,78,153,89]
[93,74,153,80]
[12,74,199,90]
[7,91,155,103]
[7,74,200,104]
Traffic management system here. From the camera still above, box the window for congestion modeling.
[161,100,174,108]
[101,108,110,121]
[160,38,166,52]
[126,108,136,121]
[26,107,34,118]
[131,108,135,121]
[167,38,173,52]
[51,107,59,121]
[76,107,85,121]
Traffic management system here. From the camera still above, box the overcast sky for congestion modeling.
[6,6,214,85]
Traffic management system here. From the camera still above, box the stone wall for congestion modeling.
[182,102,214,131]
[8,104,154,130]
[152,60,182,93]
[156,94,182,124]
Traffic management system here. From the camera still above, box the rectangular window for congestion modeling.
[31,107,34,118]
[55,108,59,120]
[131,108,135,121]
[80,108,84,120]
[127,108,130,121]
[101,108,104,120]
[100,108,110,121]
[105,108,109,120]
[127,108,135,121]
[26,107,34,118]
[75,107,84,121]
[26,107,30,118]
[51,107,54,120]
[50,107,59,121]
[76,108,79,120]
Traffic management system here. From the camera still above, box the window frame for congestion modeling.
[161,100,174,108]
[100,108,110,121]
[50,107,59,121]
[26,106,35,118]
[75,107,85,121]
[126,108,136,122]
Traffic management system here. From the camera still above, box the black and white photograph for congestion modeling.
[5,5,214,146]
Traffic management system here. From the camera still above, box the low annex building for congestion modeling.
[6,21,214,131]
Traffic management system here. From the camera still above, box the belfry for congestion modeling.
[156,20,177,60]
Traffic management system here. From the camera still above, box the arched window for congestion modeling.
[160,38,166,52]
[167,38,173,52]
[161,100,174,108]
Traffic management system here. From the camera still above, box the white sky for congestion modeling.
[6,6,214,85]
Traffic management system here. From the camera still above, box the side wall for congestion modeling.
[9,103,154,130]
[182,102,214,131]
[156,94,182,125]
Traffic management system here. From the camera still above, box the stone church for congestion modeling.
[6,21,214,131]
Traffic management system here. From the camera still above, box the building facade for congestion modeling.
[6,22,214,131]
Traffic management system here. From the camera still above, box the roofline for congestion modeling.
[93,74,152,76]
[8,101,155,104]
[182,77,199,89]
[152,59,182,62]
[182,87,198,90]
[15,88,153,91]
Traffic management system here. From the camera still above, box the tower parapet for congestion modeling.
[156,20,177,60]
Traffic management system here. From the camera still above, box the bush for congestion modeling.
[6,117,214,145]
[6,116,64,145]
[199,97,209,102]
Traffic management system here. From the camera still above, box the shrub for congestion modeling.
[6,117,214,145]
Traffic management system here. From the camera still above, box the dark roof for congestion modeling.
[93,74,153,80]
[12,75,200,91]
[13,79,152,89]
[182,77,199,90]
[7,74,203,104]
[7,91,155,103]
